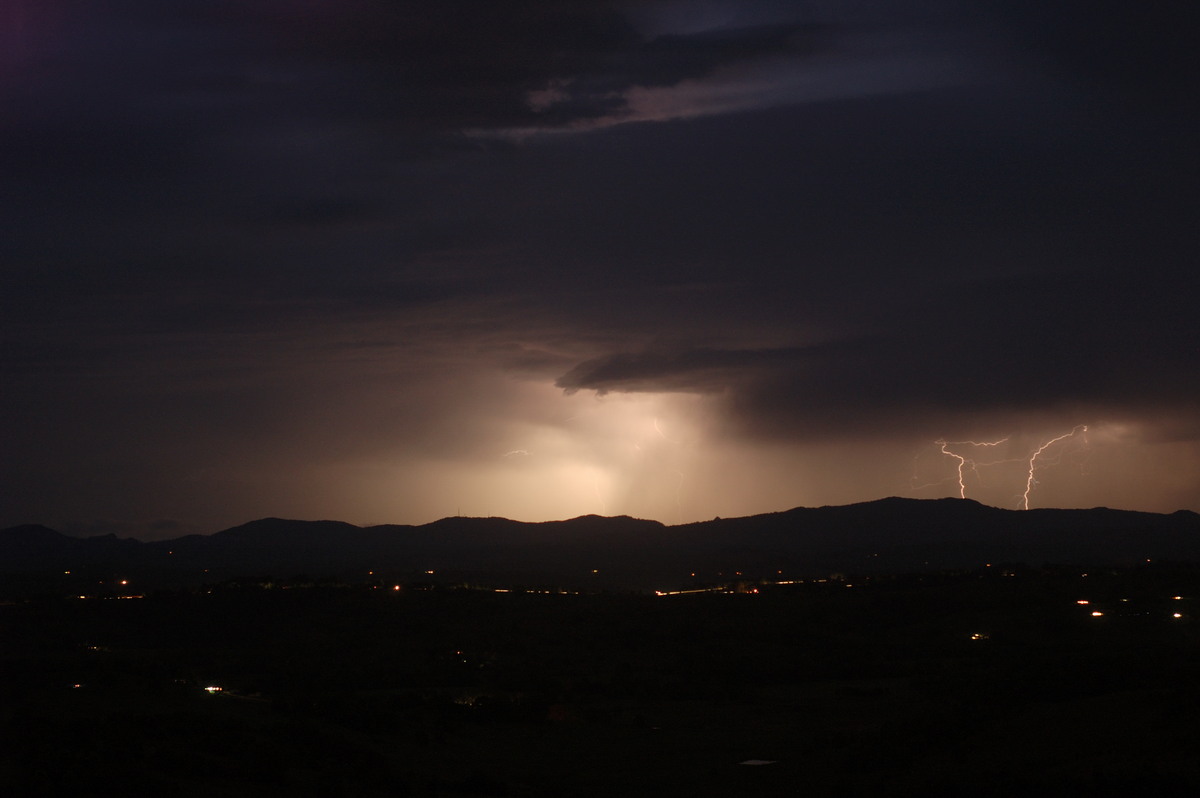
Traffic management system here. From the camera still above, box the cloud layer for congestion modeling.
[2,1,1197,534]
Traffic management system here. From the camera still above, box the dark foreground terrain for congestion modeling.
[4,564,1200,797]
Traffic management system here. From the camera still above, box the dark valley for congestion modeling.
[3,498,1200,795]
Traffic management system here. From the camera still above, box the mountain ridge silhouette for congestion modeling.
[4,498,1199,590]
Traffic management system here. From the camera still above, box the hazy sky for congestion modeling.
[3,1,1197,538]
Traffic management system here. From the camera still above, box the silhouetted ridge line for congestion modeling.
[3,499,1198,591]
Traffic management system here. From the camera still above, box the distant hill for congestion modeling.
[4,498,1199,592]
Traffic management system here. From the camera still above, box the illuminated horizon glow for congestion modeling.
[485,392,1101,523]
[469,386,707,522]
[1022,425,1088,510]
[357,407,1184,529]
[54,380,1193,537]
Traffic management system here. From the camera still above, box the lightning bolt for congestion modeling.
[593,475,608,516]
[928,437,1011,498]
[1021,425,1088,510]
[672,468,685,524]
[653,417,681,444]
[651,418,688,522]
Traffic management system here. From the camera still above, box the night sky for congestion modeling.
[3,1,1197,539]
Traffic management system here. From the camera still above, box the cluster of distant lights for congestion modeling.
[58,558,1190,627]
[970,594,1188,639]
[69,576,144,600]
[64,569,1191,698]
[654,576,843,596]
[1074,595,1186,620]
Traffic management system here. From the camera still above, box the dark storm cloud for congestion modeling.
[4,0,820,140]
[0,0,827,315]
[537,1,1199,444]
[3,1,1198,531]
[555,269,1200,441]
[243,1,818,131]
[557,346,807,394]
[993,1,1198,100]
